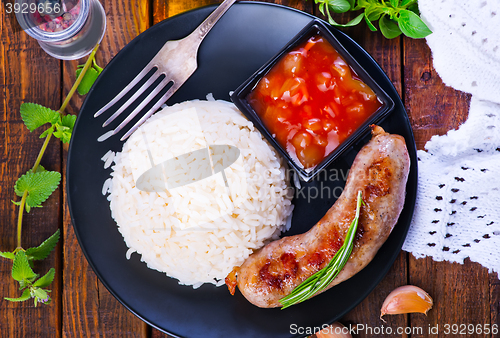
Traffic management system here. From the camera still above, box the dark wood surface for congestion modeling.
[0,0,498,337]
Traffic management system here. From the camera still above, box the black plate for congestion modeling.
[67,2,417,338]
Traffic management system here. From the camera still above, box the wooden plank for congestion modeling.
[61,1,150,337]
[404,38,495,335]
[403,38,470,149]
[0,2,62,337]
[153,0,219,25]
[409,259,490,338]
[490,272,500,338]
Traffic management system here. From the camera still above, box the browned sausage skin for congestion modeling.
[225,125,410,308]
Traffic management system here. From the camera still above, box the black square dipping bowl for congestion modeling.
[231,19,395,181]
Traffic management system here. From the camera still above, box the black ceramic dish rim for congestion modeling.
[230,18,395,182]
[66,3,416,337]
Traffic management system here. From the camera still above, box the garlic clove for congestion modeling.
[316,322,352,338]
[380,285,433,319]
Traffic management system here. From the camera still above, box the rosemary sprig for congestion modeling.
[280,190,364,309]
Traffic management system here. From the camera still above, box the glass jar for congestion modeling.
[15,0,106,60]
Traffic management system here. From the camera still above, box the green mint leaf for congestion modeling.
[0,251,15,260]
[20,103,59,132]
[5,288,31,302]
[346,0,355,9]
[328,0,351,13]
[92,58,103,73]
[33,287,49,301]
[398,10,432,38]
[32,287,51,307]
[364,13,378,31]
[76,63,102,96]
[328,12,364,27]
[39,127,54,139]
[390,0,399,7]
[379,15,402,39]
[26,229,60,261]
[53,114,76,144]
[53,126,71,144]
[12,251,37,282]
[14,171,61,211]
[33,268,55,288]
[28,165,46,174]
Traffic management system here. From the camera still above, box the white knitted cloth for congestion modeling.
[402,0,500,272]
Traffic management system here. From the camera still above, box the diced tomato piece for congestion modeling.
[246,32,382,169]
[340,95,355,107]
[346,103,366,120]
[296,143,324,168]
[314,134,328,147]
[282,51,304,76]
[316,72,334,92]
[303,118,323,133]
[291,131,312,151]
[331,56,350,78]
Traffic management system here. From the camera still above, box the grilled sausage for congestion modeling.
[225,125,410,308]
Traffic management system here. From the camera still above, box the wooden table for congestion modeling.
[1,0,498,337]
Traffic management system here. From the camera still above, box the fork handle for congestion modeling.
[191,0,237,41]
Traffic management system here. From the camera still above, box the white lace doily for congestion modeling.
[402,0,500,272]
[418,0,500,103]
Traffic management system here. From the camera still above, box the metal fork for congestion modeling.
[94,0,237,141]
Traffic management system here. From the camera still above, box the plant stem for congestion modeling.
[17,131,53,249]
[15,43,99,249]
[17,190,28,249]
[59,43,100,114]
[32,130,53,174]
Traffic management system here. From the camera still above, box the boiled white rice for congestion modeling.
[105,99,293,287]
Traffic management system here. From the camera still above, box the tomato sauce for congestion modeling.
[247,33,382,169]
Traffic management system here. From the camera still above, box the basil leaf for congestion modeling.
[379,14,402,39]
[364,12,378,31]
[365,5,386,21]
[318,2,326,16]
[401,0,415,6]
[390,0,399,7]
[328,0,351,13]
[328,12,364,27]
[407,3,419,15]
[398,10,432,38]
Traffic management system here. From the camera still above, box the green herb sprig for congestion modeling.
[1,44,102,306]
[314,0,432,39]
[280,190,364,309]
